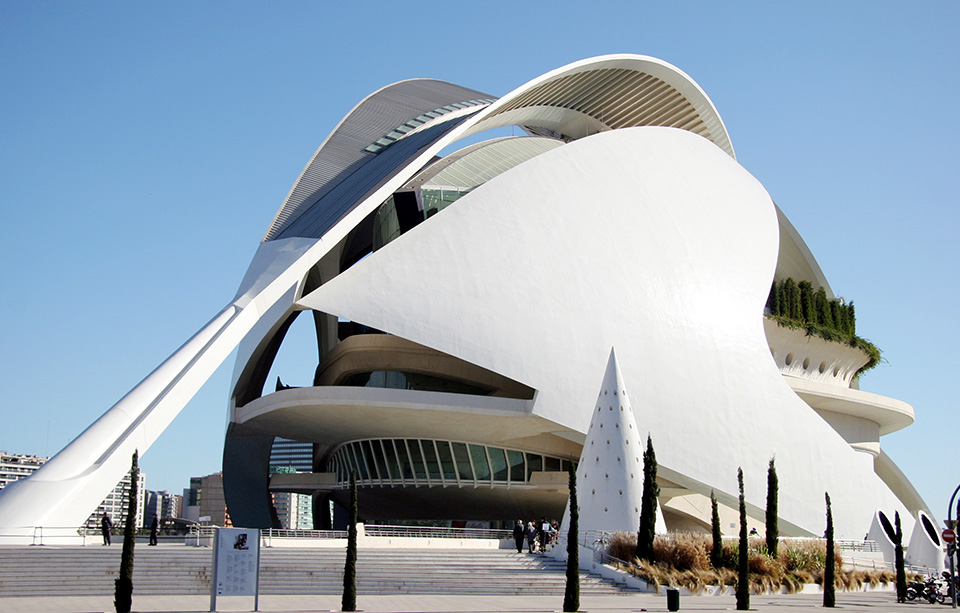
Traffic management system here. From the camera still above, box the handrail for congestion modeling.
[364,524,511,539]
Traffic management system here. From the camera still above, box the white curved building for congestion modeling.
[0,55,931,544]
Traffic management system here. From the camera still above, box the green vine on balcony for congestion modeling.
[765,278,881,377]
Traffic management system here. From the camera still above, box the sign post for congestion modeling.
[209,527,261,612]
[948,485,960,609]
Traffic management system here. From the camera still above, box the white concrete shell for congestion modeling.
[0,55,928,546]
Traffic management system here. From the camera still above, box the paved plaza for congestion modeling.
[0,590,936,613]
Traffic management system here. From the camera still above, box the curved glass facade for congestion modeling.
[328,438,574,488]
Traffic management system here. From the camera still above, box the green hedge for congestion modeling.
[765,278,880,377]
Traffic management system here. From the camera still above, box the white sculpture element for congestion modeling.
[558,348,665,569]
[867,508,899,565]
[905,510,945,573]
[575,348,664,536]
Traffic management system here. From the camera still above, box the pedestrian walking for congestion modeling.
[100,512,113,546]
[513,519,525,553]
[149,513,159,546]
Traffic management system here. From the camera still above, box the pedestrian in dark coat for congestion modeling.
[100,512,113,546]
[512,519,525,553]
[149,513,159,546]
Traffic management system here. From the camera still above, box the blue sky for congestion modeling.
[2,2,957,521]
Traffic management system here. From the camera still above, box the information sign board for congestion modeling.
[210,527,260,611]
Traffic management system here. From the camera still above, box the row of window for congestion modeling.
[329,438,574,487]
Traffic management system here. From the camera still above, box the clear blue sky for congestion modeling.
[2,2,957,521]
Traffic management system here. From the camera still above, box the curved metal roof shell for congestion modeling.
[402,136,564,192]
[261,55,736,244]
[262,79,495,242]
[463,54,735,159]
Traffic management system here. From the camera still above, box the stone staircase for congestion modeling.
[0,546,639,597]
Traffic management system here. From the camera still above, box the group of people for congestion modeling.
[513,517,559,554]
[99,511,160,546]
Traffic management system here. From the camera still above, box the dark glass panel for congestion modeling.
[406,439,427,479]
[489,447,508,482]
[526,454,543,480]
[507,449,525,482]
[436,441,457,479]
[421,440,441,480]
[469,444,490,481]
[452,443,473,481]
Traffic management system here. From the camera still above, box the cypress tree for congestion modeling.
[736,468,749,611]
[894,511,906,602]
[635,435,659,562]
[710,491,722,568]
[815,287,832,328]
[341,471,358,612]
[799,281,815,324]
[830,301,842,335]
[114,450,138,613]
[847,302,856,336]
[777,281,787,318]
[563,465,580,612]
[765,457,778,558]
[824,492,835,608]
[784,278,802,320]
[768,281,780,315]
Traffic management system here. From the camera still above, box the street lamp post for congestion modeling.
[948,484,960,609]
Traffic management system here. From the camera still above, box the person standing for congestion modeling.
[149,513,159,546]
[100,512,113,546]
[525,521,537,553]
[512,519,525,553]
[537,516,546,554]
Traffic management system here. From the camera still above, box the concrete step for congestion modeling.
[0,545,639,597]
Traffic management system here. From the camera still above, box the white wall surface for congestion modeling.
[298,127,911,539]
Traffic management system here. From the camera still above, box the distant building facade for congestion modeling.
[183,472,231,527]
[2,451,145,532]
[269,438,314,473]
[83,468,146,531]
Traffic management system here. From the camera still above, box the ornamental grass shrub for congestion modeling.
[605,532,888,595]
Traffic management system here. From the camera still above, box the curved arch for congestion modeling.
[263,80,495,242]
[462,54,735,158]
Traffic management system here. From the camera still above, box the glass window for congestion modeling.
[393,439,413,480]
[451,442,473,481]
[379,440,396,480]
[489,447,508,482]
[545,456,561,472]
[507,449,525,482]
[526,454,543,480]
[421,440,442,480]
[436,441,457,480]
[406,439,427,479]
[362,440,384,480]
[469,444,490,481]
[349,443,368,481]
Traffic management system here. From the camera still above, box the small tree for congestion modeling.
[784,278,801,320]
[767,282,780,314]
[341,471,358,612]
[824,492,835,608]
[894,511,906,602]
[115,450,138,613]
[799,280,815,324]
[766,457,778,558]
[710,491,722,568]
[736,468,749,611]
[563,465,579,612]
[635,435,659,562]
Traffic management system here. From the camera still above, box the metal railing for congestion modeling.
[837,539,880,552]
[364,524,511,540]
